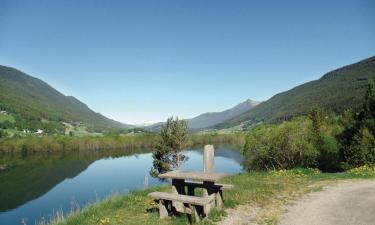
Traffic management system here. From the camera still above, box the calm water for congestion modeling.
[0,146,244,225]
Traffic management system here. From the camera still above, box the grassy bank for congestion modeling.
[46,167,375,225]
[0,133,244,153]
[0,135,158,153]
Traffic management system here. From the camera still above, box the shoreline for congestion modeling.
[46,168,375,225]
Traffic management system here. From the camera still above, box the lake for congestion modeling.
[0,146,244,225]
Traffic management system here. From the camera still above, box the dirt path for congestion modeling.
[278,180,375,225]
[218,180,375,225]
[217,205,260,225]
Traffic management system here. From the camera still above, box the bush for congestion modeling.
[339,81,375,169]
[316,133,341,172]
[0,129,8,138]
[340,127,375,169]
[242,118,319,170]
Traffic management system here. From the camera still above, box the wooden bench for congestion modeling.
[148,191,215,221]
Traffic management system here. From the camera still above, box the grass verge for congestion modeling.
[48,167,375,225]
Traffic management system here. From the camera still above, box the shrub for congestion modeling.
[339,81,375,169]
[340,127,375,169]
[316,133,341,172]
[242,118,319,170]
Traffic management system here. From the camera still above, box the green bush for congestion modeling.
[316,133,341,172]
[242,118,319,170]
[339,81,375,169]
[0,129,8,138]
[340,127,375,169]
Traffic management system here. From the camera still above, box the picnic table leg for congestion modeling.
[216,190,223,208]
[203,181,223,210]
[171,178,185,212]
[203,181,223,208]
[202,181,215,196]
[189,205,201,222]
[159,200,169,219]
[187,185,195,196]
[172,178,186,194]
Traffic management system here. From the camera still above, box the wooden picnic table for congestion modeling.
[149,146,235,220]
[158,170,230,208]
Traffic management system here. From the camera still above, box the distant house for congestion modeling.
[36,129,44,134]
[0,110,7,114]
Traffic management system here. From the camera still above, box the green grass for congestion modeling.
[70,125,102,137]
[48,168,375,225]
[0,113,15,123]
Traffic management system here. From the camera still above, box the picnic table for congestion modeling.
[159,170,229,203]
[149,170,234,221]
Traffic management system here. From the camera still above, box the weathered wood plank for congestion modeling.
[148,192,215,206]
[184,181,234,190]
[159,171,228,182]
[159,200,168,219]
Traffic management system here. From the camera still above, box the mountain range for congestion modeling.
[1,56,374,133]
[145,99,260,131]
[214,56,375,129]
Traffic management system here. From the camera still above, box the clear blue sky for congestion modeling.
[0,0,374,124]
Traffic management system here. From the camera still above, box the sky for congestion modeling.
[0,0,374,124]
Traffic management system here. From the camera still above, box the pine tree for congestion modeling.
[150,117,188,177]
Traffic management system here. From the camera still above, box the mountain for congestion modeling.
[145,99,260,131]
[187,99,260,130]
[0,65,132,132]
[215,56,375,129]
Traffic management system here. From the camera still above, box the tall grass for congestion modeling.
[0,133,245,153]
[0,135,158,153]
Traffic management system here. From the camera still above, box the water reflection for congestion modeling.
[0,146,243,225]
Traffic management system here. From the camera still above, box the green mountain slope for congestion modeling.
[187,99,260,129]
[145,99,260,132]
[0,65,131,132]
[216,56,375,129]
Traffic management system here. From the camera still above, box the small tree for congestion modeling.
[309,106,325,136]
[150,117,188,177]
[339,80,375,169]
[309,107,341,172]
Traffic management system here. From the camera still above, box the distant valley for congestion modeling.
[145,99,260,131]
[1,56,375,135]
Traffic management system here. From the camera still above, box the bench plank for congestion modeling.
[185,181,234,190]
[159,171,228,182]
[148,192,214,206]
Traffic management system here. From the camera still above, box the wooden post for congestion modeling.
[203,145,214,172]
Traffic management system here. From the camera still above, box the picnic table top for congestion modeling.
[158,170,228,182]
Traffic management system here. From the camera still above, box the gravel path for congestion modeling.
[278,180,375,225]
[217,205,260,225]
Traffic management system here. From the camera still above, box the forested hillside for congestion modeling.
[0,66,131,133]
[216,56,375,129]
[188,99,259,129]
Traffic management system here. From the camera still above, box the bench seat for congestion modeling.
[148,191,215,221]
[148,192,214,206]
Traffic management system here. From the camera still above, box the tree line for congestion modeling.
[242,81,375,172]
